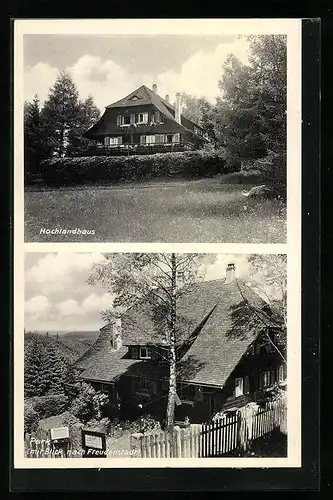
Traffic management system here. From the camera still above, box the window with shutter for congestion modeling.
[278,364,285,382]
[235,377,244,397]
[130,114,135,124]
[140,135,146,145]
[122,115,131,126]
[146,135,155,144]
[262,371,271,388]
[138,112,148,124]
[104,137,110,146]
[116,115,122,126]
[173,133,180,143]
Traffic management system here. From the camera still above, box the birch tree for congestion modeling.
[247,254,287,363]
[88,253,212,430]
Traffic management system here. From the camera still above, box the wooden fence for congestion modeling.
[130,424,203,458]
[131,400,286,458]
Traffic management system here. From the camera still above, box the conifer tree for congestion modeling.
[24,335,43,397]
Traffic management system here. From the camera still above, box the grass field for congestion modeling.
[25,178,286,243]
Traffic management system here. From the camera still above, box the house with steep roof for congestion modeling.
[83,84,208,155]
[75,264,286,423]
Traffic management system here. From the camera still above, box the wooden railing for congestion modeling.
[75,141,196,157]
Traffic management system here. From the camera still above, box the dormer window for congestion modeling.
[139,347,151,359]
[130,95,140,101]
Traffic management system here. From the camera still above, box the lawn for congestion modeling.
[24,178,286,243]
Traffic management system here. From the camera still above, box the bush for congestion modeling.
[24,400,40,434]
[69,382,109,423]
[29,394,70,419]
[108,414,161,438]
[40,149,231,187]
[85,417,111,435]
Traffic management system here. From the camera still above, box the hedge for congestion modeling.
[40,149,232,186]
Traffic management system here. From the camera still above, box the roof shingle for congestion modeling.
[76,279,282,387]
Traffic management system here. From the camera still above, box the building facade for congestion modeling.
[83,84,208,156]
[75,265,286,424]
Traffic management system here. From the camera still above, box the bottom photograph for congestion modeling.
[23,252,287,460]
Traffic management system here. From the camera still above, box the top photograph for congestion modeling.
[20,21,295,243]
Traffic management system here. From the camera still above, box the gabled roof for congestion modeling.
[106,85,177,123]
[75,279,282,388]
[84,85,208,141]
[105,85,205,133]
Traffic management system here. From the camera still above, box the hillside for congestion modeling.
[24,331,94,364]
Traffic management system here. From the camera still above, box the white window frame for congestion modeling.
[278,365,285,383]
[121,115,131,126]
[139,347,151,359]
[109,136,122,147]
[146,135,155,145]
[137,112,148,124]
[262,370,271,388]
[235,377,244,398]
[155,134,165,144]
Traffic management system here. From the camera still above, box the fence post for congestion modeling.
[174,426,181,457]
[130,432,144,458]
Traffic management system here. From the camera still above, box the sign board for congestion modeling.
[84,434,103,450]
[81,429,107,458]
[50,427,69,441]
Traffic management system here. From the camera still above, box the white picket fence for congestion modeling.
[131,400,286,458]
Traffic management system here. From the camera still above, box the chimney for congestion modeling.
[112,317,122,350]
[225,263,236,284]
[152,83,157,93]
[165,94,170,102]
[175,92,181,123]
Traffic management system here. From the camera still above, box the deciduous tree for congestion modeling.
[88,253,212,431]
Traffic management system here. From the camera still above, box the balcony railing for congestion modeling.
[76,141,196,157]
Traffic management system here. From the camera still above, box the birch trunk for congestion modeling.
[166,253,177,432]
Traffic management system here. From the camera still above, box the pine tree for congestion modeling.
[24,335,43,397]
[44,343,65,394]
[41,71,80,158]
[40,73,100,158]
[24,95,46,180]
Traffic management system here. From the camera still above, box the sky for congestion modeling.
[24,34,250,111]
[24,252,254,333]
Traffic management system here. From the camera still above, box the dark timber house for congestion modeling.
[83,84,208,156]
[75,264,286,424]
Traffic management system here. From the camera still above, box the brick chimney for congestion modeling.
[112,317,122,350]
[225,263,236,284]
[152,83,157,93]
[175,92,181,123]
[165,94,170,102]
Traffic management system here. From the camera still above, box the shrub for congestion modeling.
[69,382,109,423]
[85,417,111,435]
[29,394,70,419]
[24,400,40,434]
[40,149,231,187]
